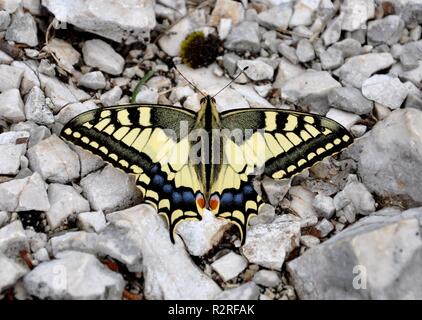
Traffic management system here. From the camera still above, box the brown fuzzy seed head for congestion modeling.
[179,31,221,68]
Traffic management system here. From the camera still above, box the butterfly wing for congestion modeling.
[211,108,354,244]
[60,104,205,242]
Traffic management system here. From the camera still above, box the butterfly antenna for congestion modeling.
[212,66,249,99]
[173,65,206,97]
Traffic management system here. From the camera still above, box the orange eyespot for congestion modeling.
[209,195,220,212]
[196,193,205,209]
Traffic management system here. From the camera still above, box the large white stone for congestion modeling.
[42,0,156,43]
[0,88,25,123]
[288,208,422,299]
[0,254,28,292]
[82,39,125,75]
[80,165,142,213]
[362,75,408,109]
[336,53,395,88]
[0,173,50,212]
[0,220,28,257]
[46,184,90,230]
[27,135,80,183]
[177,210,230,256]
[356,108,422,202]
[23,251,125,299]
[107,205,222,299]
[211,251,248,282]
[241,216,301,270]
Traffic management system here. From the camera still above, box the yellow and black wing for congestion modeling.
[211,108,354,244]
[60,104,205,242]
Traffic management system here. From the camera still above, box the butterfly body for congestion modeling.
[61,95,353,244]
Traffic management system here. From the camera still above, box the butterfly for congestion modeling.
[60,95,353,244]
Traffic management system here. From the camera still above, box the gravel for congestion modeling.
[0,0,421,301]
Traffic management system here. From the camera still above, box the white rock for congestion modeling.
[278,42,299,64]
[177,210,230,256]
[27,135,80,183]
[80,165,142,213]
[231,84,274,108]
[216,282,260,300]
[9,123,49,149]
[82,39,125,76]
[241,216,301,270]
[261,178,291,207]
[288,208,422,299]
[0,51,13,64]
[107,204,222,299]
[356,110,422,202]
[70,145,104,178]
[23,251,125,299]
[257,4,292,30]
[38,59,56,77]
[281,70,341,106]
[336,53,395,88]
[5,11,38,46]
[96,219,142,271]
[0,0,21,13]
[296,39,315,63]
[101,86,122,107]
[253,270,281,287]
[300,235,320,247]
[42,0,156,43]
[273,57,305,88]
[210,0,245,26]
[46,184,90,230]
[134,86,158,104]
[362,75,408,109]
[326,108,360,130]
[320,47,344,70]
[0,173,49,212]
[314,218,334,237]
[158,17,196,57]
[54,101,97,126]
[33,248,49,262]
[11,60,40,94]
[77,211,106,233]
[341,0,375,31]
[327,86,373,115]
[289,0,321,27]
[367,15,404,45]
[237,60,274,81]
[0,143,25,175]
[254,83,272,98]
[0,65,23,92]
[312,194,335,219]
[26,229,47,253]
[289,186,318,219]
[39,74,78,110]
[218,18,232,40]
[0,89,25,123]
[49,231,98,256]
[334,175,376,222]
[322,14,343,46]
[46,38,81,73]
[350,124,367,137]
[225,21,261,54]
[78,71,106,90]
[0,254,28,292]
[211,251,248,282]
[0,220,28,257]
[24,86,54,125]
[0,211,9,228]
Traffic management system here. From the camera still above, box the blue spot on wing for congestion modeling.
[221,193,233,207]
